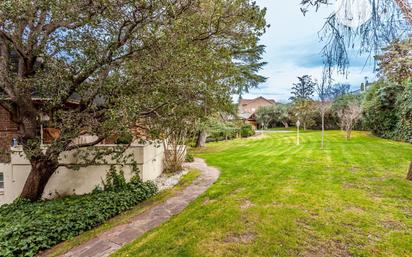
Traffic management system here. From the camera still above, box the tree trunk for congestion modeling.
[321,110,325,149]
[346,128,352,140]
[407,161,412,181]
[282,121,289,128]
[20,158,58,201]
[196,130,208,148]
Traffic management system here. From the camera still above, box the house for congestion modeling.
[0,99,166,205]
[238,97,276,129]
[0,106,19,163]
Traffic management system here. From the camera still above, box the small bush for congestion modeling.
[240,124,255,138]
[206,122,240,142]
[185,153,194,162]
[0,177,157,257]
[103,166,128,191]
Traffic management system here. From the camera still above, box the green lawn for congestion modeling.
[44,170,200,257]
[113,130,412,257]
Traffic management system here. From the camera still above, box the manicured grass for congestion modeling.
[113,131,412,257]
[43,170,200,257]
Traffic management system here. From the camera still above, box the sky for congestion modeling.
[238,0,376,103]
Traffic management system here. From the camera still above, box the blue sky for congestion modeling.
[239,0,376,103]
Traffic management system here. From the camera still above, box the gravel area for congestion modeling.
[154,169,189,191]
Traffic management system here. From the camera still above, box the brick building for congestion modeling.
[0,106,19,162]
[238,97,276,129]
[0,98,148,162]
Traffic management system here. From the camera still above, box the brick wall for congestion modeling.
[0,106,19,163]
[238,97,275,114]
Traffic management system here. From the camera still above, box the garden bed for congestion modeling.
[0,178,157,257]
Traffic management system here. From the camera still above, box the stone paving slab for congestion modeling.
[55,158,219,257]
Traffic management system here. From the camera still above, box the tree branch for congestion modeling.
[65,136,106,151]
[394,0,412,26]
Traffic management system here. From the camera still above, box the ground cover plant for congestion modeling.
[0,177,157,257]
[43,170,200,257]
[113,130,412,257]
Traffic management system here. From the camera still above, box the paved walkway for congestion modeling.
[56,158,219,257]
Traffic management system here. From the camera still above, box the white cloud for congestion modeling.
[234,0,377,103]
[237,63,376,103]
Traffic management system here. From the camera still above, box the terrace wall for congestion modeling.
[0,143,164,205]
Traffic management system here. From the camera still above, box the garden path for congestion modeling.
[56,158,219,257]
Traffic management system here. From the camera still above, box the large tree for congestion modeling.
[194,43,267,147]
[376,37,412,84]
[255,104,290,129]
[290,75,316,130]
[289,75,316,102]
[0,0,266,200]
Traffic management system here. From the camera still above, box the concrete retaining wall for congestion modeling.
[0,143,164,205]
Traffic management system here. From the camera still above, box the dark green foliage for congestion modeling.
[240,124,255,138]
[363,81,412,143]
[0,0,267,201]
[103,166,128,191]
[363,82,401,136]
[289,75,316,102]
[0,179,157,256]
[396,83,412,141]
[206,121,241,142]
[255,104,291,129]
[332,94,363,111]
[207,122,254,141]
[310,108,340,130]
[185,153,194,163]
[115,133,134,145]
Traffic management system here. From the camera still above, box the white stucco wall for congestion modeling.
[0,143,164,205]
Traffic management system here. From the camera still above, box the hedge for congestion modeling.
[0,179,157,257]
[240,124,255,138]
[363,81,412,143]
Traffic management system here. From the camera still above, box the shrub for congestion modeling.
[103,166,128,191]
[0,178,157,256]
[207,123,240,142]
[363,81,412,142]
[185,153,194,162]
[240,124,255,138]
[395,82,412,143]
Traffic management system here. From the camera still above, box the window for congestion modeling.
[0,172,3,193]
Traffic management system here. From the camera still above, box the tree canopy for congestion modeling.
[289,75,316,102]
[0,0,267,200]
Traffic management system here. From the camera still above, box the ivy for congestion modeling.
[0,179,157,256]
